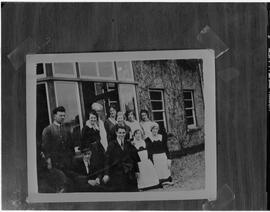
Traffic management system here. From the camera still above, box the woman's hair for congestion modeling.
[133,129,142,137]
[88,110,99,121]
[125,110,136,121]
[150,122,159,131]
[116,111,125,120]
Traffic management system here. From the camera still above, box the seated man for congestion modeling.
[72,142,107,192]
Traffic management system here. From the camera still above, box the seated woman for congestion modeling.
[145,122,174,185]
[104,106,117,141]
[110,111,131,141]
[81,110,101,149]
[125,110,144,138]
[131,129,161,191]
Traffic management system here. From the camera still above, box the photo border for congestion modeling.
[26,49,216,203]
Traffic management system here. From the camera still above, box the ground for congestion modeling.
[149,151,205,191]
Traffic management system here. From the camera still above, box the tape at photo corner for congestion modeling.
[7,37,51,71]
[202,184,235,210]
[197,25,229,59]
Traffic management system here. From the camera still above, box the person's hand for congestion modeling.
[167,159,172,170]
[95,178,100,185]
[88,179,98,186]
[47,158,52,170]
[102,175,109,184]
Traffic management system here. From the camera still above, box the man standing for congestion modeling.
[103,125,140,192]
[41,106,75,191]
[91,102,108,151]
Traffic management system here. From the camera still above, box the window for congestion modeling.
[149,89,167,130]
[79,61,116,80]
[54,81,83,128]
[183,90,197,128]
[36,59,138,132]
[36,63,45,78]
[115,61,134,81]
[53,62,76,77]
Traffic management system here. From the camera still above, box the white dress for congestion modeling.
[146,134,171,182]
[125,120,143,137]
[133,139,160,190]
[140,121,155,139]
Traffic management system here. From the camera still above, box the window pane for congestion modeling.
[185,109,193,116]
[183,91,192,100]
[98,62,115,78]
[36,84,50,148]
[45,63,52,76]
[79,62,97,77]
[184,100,193,108]
[54,63,75,76]
[116,61,133,81]
[36,63,44,75]
[151,101,163,110]
[150,91,162,100]
[186,117,194,125]
[153,112,163,120]
[55,82,81,125]
[118,84,137,117]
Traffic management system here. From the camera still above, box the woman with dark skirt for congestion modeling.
[81,110,101,149]
[145,122,174,186]
[131,129,161,191]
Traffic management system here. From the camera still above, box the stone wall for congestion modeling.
[132,59,204,150]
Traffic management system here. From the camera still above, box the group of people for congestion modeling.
[39,102,173,193]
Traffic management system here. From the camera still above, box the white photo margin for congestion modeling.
[26,49,216,203]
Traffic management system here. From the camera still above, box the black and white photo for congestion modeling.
[26,50,216,202]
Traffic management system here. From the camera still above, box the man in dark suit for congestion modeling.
[103,125,140,192]
[72,141,107,192]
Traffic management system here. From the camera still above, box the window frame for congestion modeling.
[183,89,197,129]
[36,63,46,79]
[149,88,167,130]
[36,81,52,124]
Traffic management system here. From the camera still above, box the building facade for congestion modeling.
[36,59,204,151]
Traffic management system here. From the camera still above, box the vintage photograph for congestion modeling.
[26,50,216,202]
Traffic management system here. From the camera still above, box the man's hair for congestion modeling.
[52,106,66,115]
[140,109,149,118]
[115,125,126,133]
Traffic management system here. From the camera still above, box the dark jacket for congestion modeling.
[105,139,140,192]
[73,141,106,180]
[42,123,74,170]
[81,125,101,148]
